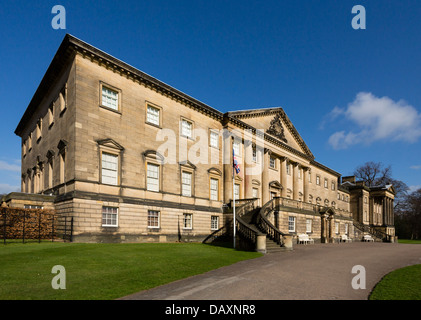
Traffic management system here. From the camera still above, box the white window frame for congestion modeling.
[211,216,219,231]
[181,171,192,197]
[183,213,193,229]
[101,152,118,186]
[146,104,160,126]
[306,219,312,233]
[181,119,193,139]
[147,210,160,229]
[269,156,276,169]
[101,85,119,111]
[252,187,259,199]
[233,141,241,157]
[288,216,296,233]
[234,183,240,200]
[102,206,118,227]
[210,130,219,148]
[210,178,219,201]
[146,163,160,192]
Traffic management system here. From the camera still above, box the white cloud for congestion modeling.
[410,165,421,170]
[408,185,421,194]
[0,183,20,194]
[327,92,421,149]
[0,160,21,172]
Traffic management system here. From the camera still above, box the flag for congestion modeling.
[233,149,240,174]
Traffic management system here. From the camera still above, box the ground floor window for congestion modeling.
[183,213,193,229]
[148,210,160,229]
[288,216,295,232]
[306,219,312,233]
[102,206,118,227]
[211,216,219,230]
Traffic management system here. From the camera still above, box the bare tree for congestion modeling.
[353,161,408,208]
[353,161,391,186]
[395,188,421,240]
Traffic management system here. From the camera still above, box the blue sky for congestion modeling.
[0,0,420,193]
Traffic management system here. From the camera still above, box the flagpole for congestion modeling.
[233,155,236,249]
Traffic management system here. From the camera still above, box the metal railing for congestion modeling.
[353,221,390,242]
[256,197,289,246]
[0,207,73,244]
[232,198,264,247]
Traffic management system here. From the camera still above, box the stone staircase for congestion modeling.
[241,207,286,253]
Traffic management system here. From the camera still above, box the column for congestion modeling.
[262,148,270,205]
[293,162,299,200]
[244,140,253,199]
[280,157,288,198]
[382,197,387,226]
[223,130,233,203]
[303,167,309,203]
[389,198,394,226]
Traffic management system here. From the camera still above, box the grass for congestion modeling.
[398,239,421,244]
[369,264,421,300]
[0,242,262,300]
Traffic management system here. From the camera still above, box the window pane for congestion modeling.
[102,87,118,110]
[210,131,219,148]
[233,141,240,156]
[148,210,160,228]
[147,105,160,125]
[183,214,192,229]
[306,219,312,233]
[102,207,118,227]
[102,153,118,185]
[234,184,240,200]
[181,120,192,138]
[182,172,192,197]
[210,178,218,200]
[269,157,275,168]
[288,216,295,232]
[147,163,159,191]
[211,216,219,230]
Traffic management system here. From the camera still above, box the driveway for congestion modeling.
[119,242,421,300]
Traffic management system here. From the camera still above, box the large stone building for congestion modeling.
[5,34,396,249]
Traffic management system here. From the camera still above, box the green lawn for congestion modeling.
[369,264,421,300]
[0,242,262,300]
[398,239,421,244]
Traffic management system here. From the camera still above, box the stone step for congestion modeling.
[265,238,286,253]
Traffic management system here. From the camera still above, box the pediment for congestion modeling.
[208,167,222,176]
[142,150,164,163]
[269,180,283,189]
[227,108,313,158]
[179,160,197,170]
[96,138,124,151]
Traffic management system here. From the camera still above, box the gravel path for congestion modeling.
[119,242,421,300]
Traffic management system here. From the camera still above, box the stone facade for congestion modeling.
[8,34,395,244]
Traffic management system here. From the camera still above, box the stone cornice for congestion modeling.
[15,34,224,136]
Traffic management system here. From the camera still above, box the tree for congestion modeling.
[395,188,421,240]
[353,161,408,208]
